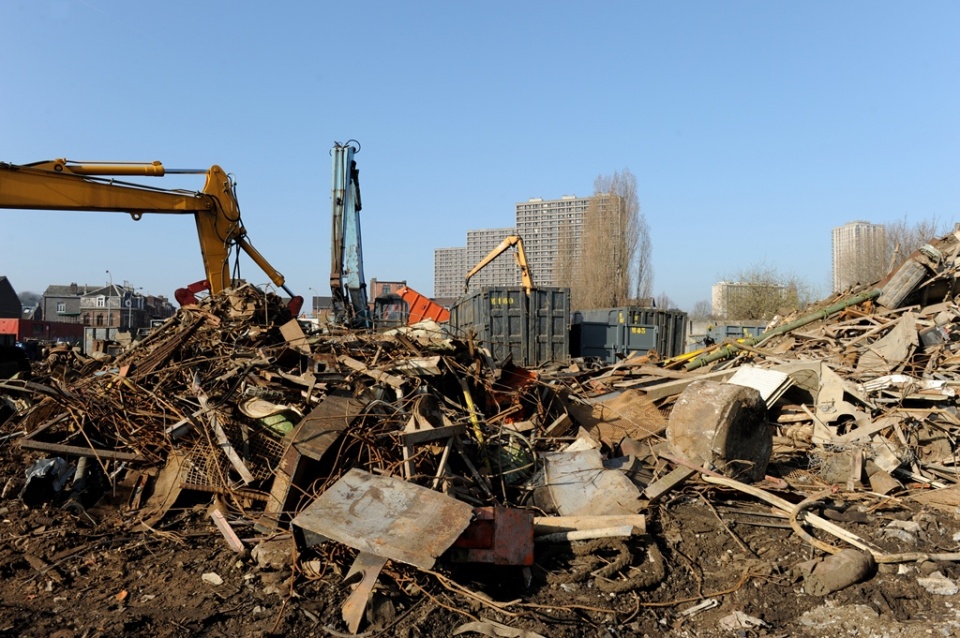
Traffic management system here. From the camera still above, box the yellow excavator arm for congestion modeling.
[0,159,301,312]
[464,234,534,295]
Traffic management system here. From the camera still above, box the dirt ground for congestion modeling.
[3,428,960,638]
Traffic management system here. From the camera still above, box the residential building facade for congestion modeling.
[832,221,886,292]
[43,282,174,333]
[515,195,591,288]
[435,194,615,293]
[42,283,99,324]
[434,247,466,298]
[368,278,407,299]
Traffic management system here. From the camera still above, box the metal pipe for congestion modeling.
[684,288,882,371]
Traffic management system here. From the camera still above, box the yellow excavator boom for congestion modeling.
[0,159,300,311]
[463,234,534,295]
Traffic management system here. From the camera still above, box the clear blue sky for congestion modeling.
[1,1,957,311]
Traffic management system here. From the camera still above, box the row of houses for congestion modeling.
[0,276,176,353]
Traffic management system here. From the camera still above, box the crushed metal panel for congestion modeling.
[292,394,363,461]
[260,394,361,530]
[291,468,475,570]
[726,365,794,407]
[771,360,873,425]
[451,506,535,565]
[279,318,311,354]
[857,311,920,376]
[537,448,643,517]
[567,388,668,447]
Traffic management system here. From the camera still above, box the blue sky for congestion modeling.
[1,1,957,311]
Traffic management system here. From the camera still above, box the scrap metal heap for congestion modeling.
[5,229,960,634]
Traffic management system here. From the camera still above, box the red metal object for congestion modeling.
[0,319,84,342]
[287,295,304,316]
[451,506,534,566]
[174,279,211,307]
[397,285,450,324]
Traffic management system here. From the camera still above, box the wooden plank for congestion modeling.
[533,514,646,536]
[209,502,245,553]
[637,368,736,401]
[644,466,696,500]
[535,525,636,543]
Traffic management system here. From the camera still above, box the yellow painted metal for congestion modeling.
[464,234,534,295]
[0,159,288,295]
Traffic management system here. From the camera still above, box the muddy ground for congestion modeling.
[2,431,960,638]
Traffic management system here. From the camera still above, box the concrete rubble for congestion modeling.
[4,229,960,635]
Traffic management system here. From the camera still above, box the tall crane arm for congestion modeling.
[464,234,534,295]
[0,159,302,313]
[329,142,371,327]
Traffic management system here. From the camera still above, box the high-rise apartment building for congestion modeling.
[434,195,611,292]
[832,221,886,292]
[515,195,591,287]
[434,247,466,298]
[465,227,518,293]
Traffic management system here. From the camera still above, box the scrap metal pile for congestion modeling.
[4,229,960,635]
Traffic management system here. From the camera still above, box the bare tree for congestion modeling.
[17,291,41,308]
[655,292,675,310]
[885,215,950,272]
[571,192,623,309]
[719,263,812,320]
[690,299,715,321]
[567,169,651,310]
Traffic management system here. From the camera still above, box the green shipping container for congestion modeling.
[449,287,570,367]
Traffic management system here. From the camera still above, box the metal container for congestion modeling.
[527,288,570,366]
[706,322,768,344]
[449,287,570,367]
[572,307,688,360]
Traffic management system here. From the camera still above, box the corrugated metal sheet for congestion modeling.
[572,307,688,360]
[449,287,570,367]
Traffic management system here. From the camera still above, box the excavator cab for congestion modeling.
[373,294,409,329]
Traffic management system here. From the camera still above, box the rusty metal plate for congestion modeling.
[291,469,475,570]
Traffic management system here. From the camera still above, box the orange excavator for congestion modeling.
[0,158,302,314]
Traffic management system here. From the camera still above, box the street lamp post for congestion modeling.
[105,270,114,330]
[125,287,143,332]
[308,287,319,318]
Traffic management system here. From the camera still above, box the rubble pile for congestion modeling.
[4,232,960,636]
